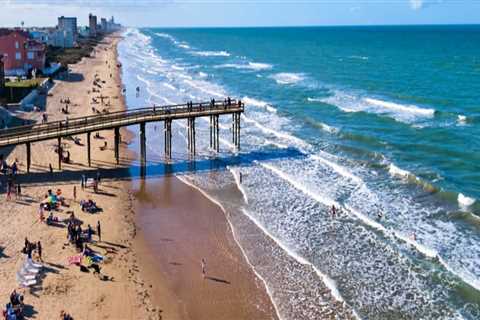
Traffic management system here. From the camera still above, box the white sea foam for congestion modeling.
[270,72,305,85]
[310,154,363,184]
[154,32,192,50]
[349,55,369,60]
[364,98,435,117]
[307,97,323,103]
[163,83,177,91]
[198,72,208,78]
[322,91,436,124]
[228,166,249,204]
[458,193,476,208]
[192,50,230,57]
[259,161,441,263]
[319,122,338,134]
[260,162,339,208]
[242,115,310,151]
[215,62,273,71]
[264,139,289,149]
[182,79,224,98]
[388,163,412,179]
[241,205,345,303]
[242,96,277,113]
[155,32,176,42]
[177,43,190,49]
[457,114,468,125]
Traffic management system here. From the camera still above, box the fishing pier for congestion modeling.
[0,99,244,175]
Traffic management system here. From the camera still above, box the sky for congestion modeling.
[0,0,479,27]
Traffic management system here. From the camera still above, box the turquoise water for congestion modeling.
[119,26,480,319]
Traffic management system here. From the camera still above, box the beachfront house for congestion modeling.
[0,29,46,76]
[30,29,50,44]
[31,27,75,49]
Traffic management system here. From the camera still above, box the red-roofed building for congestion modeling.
[0,29,46,76]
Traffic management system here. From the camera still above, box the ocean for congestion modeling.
[118,25,480,319]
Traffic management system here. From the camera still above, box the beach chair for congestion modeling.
[16,273,37,287]
[20,264,39,275]
[16,271,36,282]
[25,258,42,269]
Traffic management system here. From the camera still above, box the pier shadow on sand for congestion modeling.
[4,147,304,190]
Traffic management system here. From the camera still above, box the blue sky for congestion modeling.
[0,0,479,27]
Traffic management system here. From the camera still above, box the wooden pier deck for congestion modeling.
[0,99,244,174]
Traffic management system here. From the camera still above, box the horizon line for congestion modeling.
[129,22,480,29]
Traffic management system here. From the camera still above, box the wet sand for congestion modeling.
[133,176,278,320]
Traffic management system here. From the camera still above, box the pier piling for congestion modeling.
[140,122,146,168]
[87,132,91,167]
[57,137,62,170]
[26,142,31,173]
[114,127,120,165]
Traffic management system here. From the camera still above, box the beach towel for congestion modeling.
[67,255,82,265]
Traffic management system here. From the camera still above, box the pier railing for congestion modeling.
[0,99,243,148]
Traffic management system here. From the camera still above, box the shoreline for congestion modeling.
[0,30,280,319]
[131,175,279,320]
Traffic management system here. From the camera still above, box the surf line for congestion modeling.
[259,161,480,293]
[175,174,283,320]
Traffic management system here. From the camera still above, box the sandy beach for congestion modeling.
[0,33,278,319]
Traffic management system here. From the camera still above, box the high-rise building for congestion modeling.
[57,16,77,40]
[89,14,97,37]
[101,18,108,32]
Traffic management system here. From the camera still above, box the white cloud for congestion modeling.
[409,0,444,10]
[410,0,424,10]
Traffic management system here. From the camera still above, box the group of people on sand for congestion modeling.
[60,97,71,115]
[1,155,23,202]
[23,238,42,262]
[1,156,18,176]
[3,290,24,319]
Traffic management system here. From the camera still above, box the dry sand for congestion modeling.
[0,34,278,320]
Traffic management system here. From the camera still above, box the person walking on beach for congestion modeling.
[331,205,336,218]
[49,163,53,173]
[97,221,102,242]
[81,174,85,190]
[201,258,206,279]
[37,241,43,262]
[73,186,77,202]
